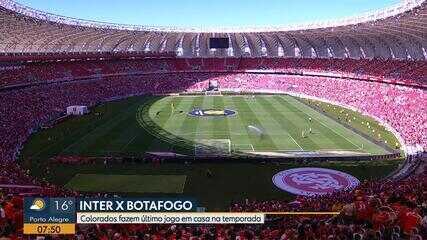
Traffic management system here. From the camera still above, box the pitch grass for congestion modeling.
[65,174,187,194]
[21,95,391,159]
[19,95,401,210]
[143,95,389,155]
[302,99,401,150]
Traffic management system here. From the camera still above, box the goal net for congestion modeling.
[194,139,232,156]
[205,91,222,96]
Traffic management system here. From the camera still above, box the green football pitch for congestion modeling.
[23,94,391,158]
[20,94,400,210]
[139,94,389,155]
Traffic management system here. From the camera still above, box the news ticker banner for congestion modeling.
[24,197,340,235]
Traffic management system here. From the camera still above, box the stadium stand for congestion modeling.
[1,165,425,239]
[0,58,426,88]
[0,0,426,59]
[0,73,426,162]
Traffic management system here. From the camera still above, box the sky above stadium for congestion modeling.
[16,0,401,28]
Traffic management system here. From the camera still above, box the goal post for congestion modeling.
[205,91,222,96]
[194,139,232,156]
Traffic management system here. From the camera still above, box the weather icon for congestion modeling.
[30,198,46,211]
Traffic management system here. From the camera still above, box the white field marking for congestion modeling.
[317,148,367,152]
[179,176,187,194]
[253,97,304,151]
[62,99,144,154]
[95,148,367,154]
[120,134,139,151]
[170,95,203,98]
[234,144,255,151]
[177,131,245,136]
[60,112,133,154]
[285,97,363,150]
[236,148,368,153]
[156,100,190,128]
[34,121,107,157]
[157,96,205,132]
[286,132,304,151]
[238,148,306,152]
[170,99,202,102]
[172,95,232,98]
[223,98,260,152]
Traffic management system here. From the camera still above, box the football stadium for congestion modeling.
[0,0,426,238]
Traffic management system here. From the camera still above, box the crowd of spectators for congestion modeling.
[0,59,426,239]
[0,59,177,88]
[186,73,426,149]
[1,58,425,88]
[1,168,425,239]
[1,71,425,161]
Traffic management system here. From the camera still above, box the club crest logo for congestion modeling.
[188,108,237,117]
[273,168,360,196]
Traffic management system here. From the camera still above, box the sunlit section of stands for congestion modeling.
[0,0,426,59]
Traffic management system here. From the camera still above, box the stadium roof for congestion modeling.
[0,0,426,59]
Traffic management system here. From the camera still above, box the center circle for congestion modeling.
[188,108,237,117]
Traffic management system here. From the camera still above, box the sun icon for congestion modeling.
[30,198,45,211]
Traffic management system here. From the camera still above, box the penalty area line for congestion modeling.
[120,134,139,151]
[288,133,304,151]
[288,98,364,151]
